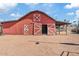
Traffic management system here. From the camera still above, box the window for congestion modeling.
[24,25,29,32]
[33,14,41,21]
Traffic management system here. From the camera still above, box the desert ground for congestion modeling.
[0,33,79,56]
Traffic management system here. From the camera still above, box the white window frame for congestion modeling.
[33,14,41,21]
[24,25,29,32]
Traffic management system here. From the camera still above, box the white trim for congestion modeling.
[34,23,41,35]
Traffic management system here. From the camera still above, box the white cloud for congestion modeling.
[76,10,79,18]
[67,12,74,15]
[10,13,21,17]
[10,13,16,16]
[71,10,79,23]
[65,3,79,9]
[0,3,17,12]
[65,4,72,9]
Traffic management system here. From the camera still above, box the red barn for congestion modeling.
[1,10,57,35]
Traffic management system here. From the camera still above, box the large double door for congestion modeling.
[33,23,55,35]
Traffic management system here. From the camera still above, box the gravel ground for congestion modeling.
[0,34,79,56]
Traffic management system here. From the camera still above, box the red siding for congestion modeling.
[2,11,56,35]
[3,19,33,35]
[28,11,55,24]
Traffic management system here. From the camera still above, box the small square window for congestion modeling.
[33,14,41,21]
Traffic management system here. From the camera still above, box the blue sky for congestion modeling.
[0,3,79,23]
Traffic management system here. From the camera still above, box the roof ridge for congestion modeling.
[2,10,56,23]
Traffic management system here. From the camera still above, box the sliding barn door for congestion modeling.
[48,23,56,35]
[34,23,42,35]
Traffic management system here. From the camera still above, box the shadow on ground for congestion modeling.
[60,43,79,46]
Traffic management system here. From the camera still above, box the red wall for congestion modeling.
[2,11,56,35]
[3,19,33,35]
[26,11,55,24]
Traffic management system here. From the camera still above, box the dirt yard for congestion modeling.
[0,34,79,56]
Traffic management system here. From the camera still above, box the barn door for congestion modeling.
[48,23,56,35]
[34,23,42,35]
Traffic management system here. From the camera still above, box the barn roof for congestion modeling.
[1,10,70,25]
[1,10,56,23]
[18,10,56,22]
[56,21,71,26]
